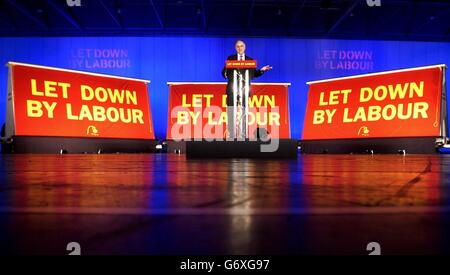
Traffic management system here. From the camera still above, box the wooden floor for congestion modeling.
[1,153,450,255]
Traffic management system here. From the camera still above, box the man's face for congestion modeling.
[235,41,246,55]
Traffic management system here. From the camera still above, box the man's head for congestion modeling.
[235,40,246,55]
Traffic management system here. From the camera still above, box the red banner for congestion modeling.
[9,63,155,139]
[167,83,290,139]
[302,66,445,140]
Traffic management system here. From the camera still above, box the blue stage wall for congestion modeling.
[1,36,449,139]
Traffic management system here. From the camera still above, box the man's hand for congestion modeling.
[261,65,273,72]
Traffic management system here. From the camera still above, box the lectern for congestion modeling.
[225,60,257,139]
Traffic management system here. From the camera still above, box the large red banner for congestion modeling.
[302,65,445,140]
[9,62,155,139]
[167,83,291,139]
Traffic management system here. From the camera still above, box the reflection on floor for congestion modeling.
[0,154,450,254]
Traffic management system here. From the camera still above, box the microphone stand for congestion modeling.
[233,69,250,140]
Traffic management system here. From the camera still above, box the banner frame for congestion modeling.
[2,62,157,153]
[165,82,292,141]
[301,64,448,154]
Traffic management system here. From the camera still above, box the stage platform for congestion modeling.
[186,139,298,158]
[166,139,299,159]
[1,153,450,255]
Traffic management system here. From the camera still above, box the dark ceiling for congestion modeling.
[0,0,450,41]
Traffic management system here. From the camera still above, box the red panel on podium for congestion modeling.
[225,60,257,69]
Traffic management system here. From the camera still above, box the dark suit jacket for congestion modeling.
[222,54,265,106]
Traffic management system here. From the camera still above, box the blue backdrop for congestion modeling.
[0,36,449,139]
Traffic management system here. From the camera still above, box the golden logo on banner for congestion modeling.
[357,126,370,137]
[86,125,99,136]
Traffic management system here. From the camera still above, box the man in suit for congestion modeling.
[222,40,272,139]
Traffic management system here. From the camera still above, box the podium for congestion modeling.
[225,60,257,139]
